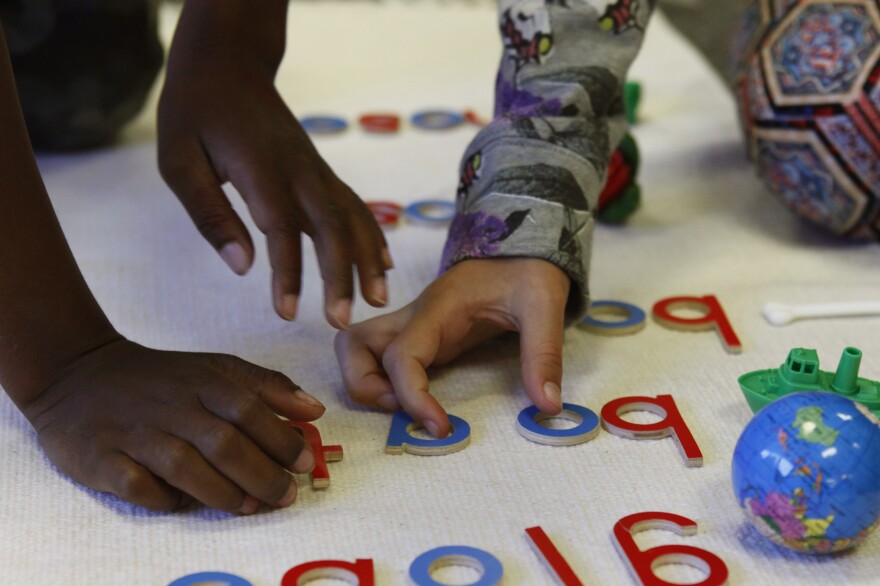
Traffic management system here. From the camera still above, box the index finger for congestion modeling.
[381,318,450,438]
[297,175,388,328]
[334,326,397,410]
[518,300,565,414]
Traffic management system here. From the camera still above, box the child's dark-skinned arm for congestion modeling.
[0,27,323,514]
[158,0,391,329]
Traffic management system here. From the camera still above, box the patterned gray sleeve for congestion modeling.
[440,0,654,323]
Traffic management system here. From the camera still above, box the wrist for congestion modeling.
[0,311,121,412]
[170,0,289,76]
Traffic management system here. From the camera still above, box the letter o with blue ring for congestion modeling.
[411,110,465,130]
[516,403,601,446]
[168,572,253,586]
[409,545,503,586]
[404,200,456,226]
[386,411,471,456]
[300,116,348,135]
[579,300,646,336]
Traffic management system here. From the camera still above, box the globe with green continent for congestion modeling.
[732,392,880,554]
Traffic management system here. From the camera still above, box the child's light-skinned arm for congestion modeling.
[0,27,323,514]
[334,0,655,434]
[157,0,390,329]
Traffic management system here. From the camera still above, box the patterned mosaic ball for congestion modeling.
[732,0,880,239]
[732,392,880,554]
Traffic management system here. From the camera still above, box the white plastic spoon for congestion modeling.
[763,301,880,326]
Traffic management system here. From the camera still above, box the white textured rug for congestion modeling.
[2,2,879,585]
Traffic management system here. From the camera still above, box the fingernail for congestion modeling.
[279,294,298,321]
[294,389,324,408]
[329,298,351,329]
[292,447,315,474]
[382,248,394,269]
[424,419,442,438]
[276,479,298,508]
[237,494,260,515]
[371,276,388,305]
[376,393,400,411]
[220,242,250,275]
[543,381,562,410]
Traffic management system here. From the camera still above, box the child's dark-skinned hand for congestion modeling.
[0,16,326,514]
[157,0,390,329]
[22,339,324,514]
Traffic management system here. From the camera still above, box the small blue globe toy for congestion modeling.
[732,391,880,554]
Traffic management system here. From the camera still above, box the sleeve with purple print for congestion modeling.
[440,0,654,322]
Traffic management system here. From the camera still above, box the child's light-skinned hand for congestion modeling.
[22,339,325,514]
[157,1,389,329]
[334,258,570,437]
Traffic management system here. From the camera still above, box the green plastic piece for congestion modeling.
[832,346,861,394]
[597,132,641,224]
[617,132,640,177]
[738,347,880,416]
[597,183,640,224]
[624,81,642,126]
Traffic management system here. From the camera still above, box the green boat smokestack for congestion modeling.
[832,347,862,395]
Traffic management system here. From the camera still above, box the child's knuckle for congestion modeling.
[381,343,405,371]
[228,394,262,423]
[114,467,154,504]
[202,424,241,459]
[316,204,348,234]
[161,441,195,477]
[191,203,233,238]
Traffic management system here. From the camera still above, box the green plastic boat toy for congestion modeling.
[738,347,880,416]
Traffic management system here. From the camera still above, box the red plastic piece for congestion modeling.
[598,149,632,209]
[613,512,728,586]
[365,201,403,227]
[464,110,489,127]
[281,559,374,586]
[287,421,343,489]
[359,114,401,134]
[600,395,703,467]
[652,295,742,354]
[525,526,584,586]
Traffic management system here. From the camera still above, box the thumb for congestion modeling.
[209,353,325,421]
[518,300,566,414]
